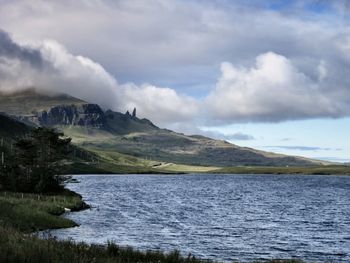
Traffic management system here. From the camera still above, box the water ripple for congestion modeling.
[50,174,350,262]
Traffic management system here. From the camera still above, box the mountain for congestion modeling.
[0,112,166,175]
[0,89,327,168]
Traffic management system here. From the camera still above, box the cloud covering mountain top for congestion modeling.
[1,0,350,130]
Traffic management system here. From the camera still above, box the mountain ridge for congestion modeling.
[0,88,328,167]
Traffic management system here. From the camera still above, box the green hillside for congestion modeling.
[0,89,333,170]
[0,113,165,175]
[0,88,85,115]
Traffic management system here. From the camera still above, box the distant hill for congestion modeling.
[0,88,85,115]
[0,88,327,167]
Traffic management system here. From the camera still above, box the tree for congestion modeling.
[1,127,72,193]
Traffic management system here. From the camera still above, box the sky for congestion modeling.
[0,0,349,162]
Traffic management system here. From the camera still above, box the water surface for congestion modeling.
[50,174,350,262]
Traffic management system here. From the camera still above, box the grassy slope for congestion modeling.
[1,90,343,174]
[62,126,348,175]
[62,126,329,173]
[0,114,166,175]
[0,114,345,175]
[0,89,85,115]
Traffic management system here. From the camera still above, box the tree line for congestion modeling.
[0,127,71,193]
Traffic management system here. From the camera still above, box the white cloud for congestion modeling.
[37,40,119,108]
[205,52,344,123]
[2,0,350,128]
[0,29,196,127]
[0,33,118,109]
[117,83,198,124]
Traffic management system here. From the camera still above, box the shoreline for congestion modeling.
[69,171,350,176]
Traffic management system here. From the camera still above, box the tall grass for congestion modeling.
[0,226,303,263]
[0,226,214,263]
[0,191,86,232]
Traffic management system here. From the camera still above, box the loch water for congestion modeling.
[49,174,350,262]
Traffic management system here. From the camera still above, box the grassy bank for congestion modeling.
[0,225,216,263]
[0,190,304,263]
[0,190,88,232]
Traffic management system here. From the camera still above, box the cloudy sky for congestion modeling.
[0,0,349,162]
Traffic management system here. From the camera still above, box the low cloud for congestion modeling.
[117,83,198,124]
[315,156,350,163]
[0,29,118,108]
[224,132,255,141]
[189,127,255,141]
[0,29,196,127]
[263,145,342,151]
[205,131,255,141]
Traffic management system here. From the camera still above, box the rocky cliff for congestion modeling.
[37,104,106,128]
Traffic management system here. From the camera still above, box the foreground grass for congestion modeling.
[0,190,87,232]
[0,226,214,263]
[213,165,350,175]
[0,224,303,263]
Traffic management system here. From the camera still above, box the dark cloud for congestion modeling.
[0,29,42,68]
